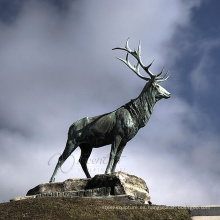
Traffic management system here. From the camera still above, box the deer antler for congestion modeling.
[112,38,169,82]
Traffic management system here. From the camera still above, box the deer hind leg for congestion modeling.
[79,145,92,178]
[111,143,126,173]
[105,135,122,174]
[49,140,78,183]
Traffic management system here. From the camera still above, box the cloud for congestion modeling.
[190,39,220,92]
[1,0,220,206]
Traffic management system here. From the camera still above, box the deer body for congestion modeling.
[68,83,158,148]
[49,39,171,182]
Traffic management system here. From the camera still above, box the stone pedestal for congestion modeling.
[12,172,151,204]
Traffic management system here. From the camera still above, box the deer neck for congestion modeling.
[129,82,156,128]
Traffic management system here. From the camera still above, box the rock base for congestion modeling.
[11,172,151,204]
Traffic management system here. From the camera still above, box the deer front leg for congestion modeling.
[105,135,122,174]
[111,143,126,173]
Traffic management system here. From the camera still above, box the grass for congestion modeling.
[0,197,191,220]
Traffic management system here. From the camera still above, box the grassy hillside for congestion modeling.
[0,197,191,220]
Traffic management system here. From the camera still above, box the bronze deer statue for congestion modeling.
[49,39,171,182]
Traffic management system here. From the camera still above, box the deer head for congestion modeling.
[112,38,171,101]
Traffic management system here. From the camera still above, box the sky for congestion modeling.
[0,0,219,206]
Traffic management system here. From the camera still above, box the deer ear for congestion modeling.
[152,82,157,87]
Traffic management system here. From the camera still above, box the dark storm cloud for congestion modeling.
[44,0,72,11]
[0,0,24,23]
[0,0,73,24]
